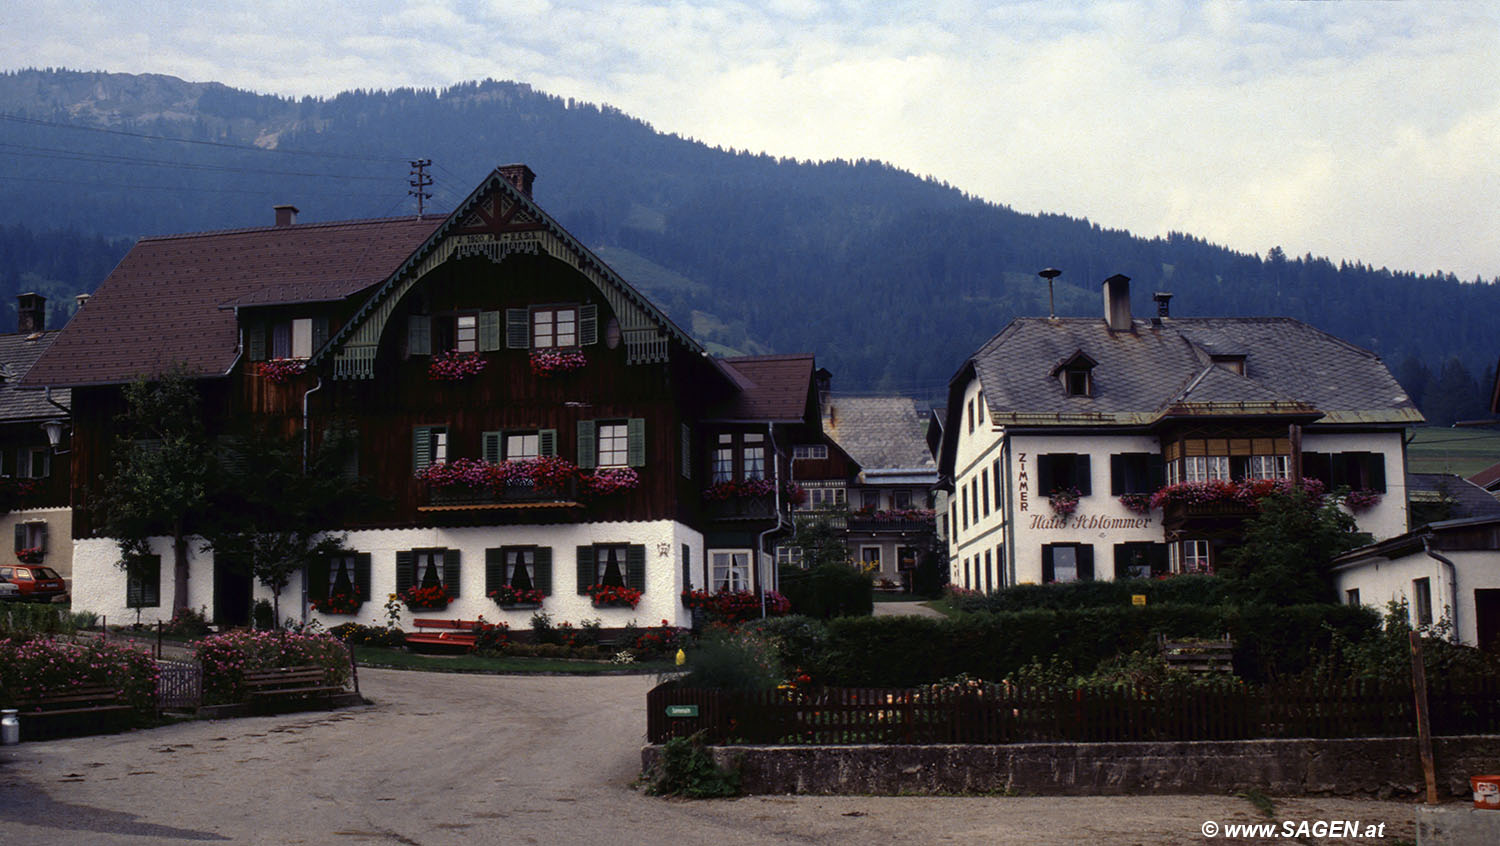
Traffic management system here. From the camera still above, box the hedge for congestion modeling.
[778,564,873,619]
[948,575,1236,613]
[751,604,1381,687]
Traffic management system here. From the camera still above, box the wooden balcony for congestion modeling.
[847,514,936,534]
[420,479,582,512]
[702,493,780,522]
[1161,499,1257,532]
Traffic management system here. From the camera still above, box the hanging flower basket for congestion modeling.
[1048,487,1082,516]
[401,584,451,610]
[584,467,640,496]
[587,584,642,609]
[1118,493,1153,515]
[530,349,587,377]
[311,590,362,615]
[256,358,305,384]
[488,586,545,608]
[428,350,487,381]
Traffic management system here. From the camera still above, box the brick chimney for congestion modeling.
[1153,292,1173,318]
[1102,274,1132,332]
[17,293,46,333]
[499,164,536,198]
[274,204,299,227]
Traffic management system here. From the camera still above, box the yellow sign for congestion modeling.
[1132,594,1147,607]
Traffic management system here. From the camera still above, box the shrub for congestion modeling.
[473,620,510,653]
[0,635,158,716]
[778,564,873,619]
[164,606,212,637]
[192,630,351,705]
[680,629,783,692]
[645,732,739,798]
[328,622,406,648]
[252,599,275,630]
[0,604,97,636]
[632,619,690,659]
[949,575,1234,613]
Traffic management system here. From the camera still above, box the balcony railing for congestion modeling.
[702,493,780,521]
[425,478,580,508]
[847,510,937,533]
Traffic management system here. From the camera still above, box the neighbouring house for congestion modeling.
[1468,461,1500,501]
[820,390,939,591]
[1334,515,1500,651]
[21,165,823,629]
[0,293,72,594]
[937,275,1423,589]
[1408,472,1500,527]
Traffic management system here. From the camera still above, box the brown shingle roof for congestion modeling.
[21,217,441,388]
[712,354,816,421]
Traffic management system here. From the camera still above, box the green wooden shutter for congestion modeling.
[576,420,596,469]
[680,424,692,479]
[395,550,415,596]
[1041,545,1055,584]
[413,426,433,473]
[126,561,142,608]
[1366,453,1387,493]
[579,304,598,346]
[308,557,330,603]
[248,322,266,362]
[12,523,23,553]
[478,311,501,352]
[538,429,557,457]
[1077,545,1095,581]
[626,544,646,593]
[506,309,529,349]
[482,432,502,464]
[355,553,372,601]
[535,547,553,596]
[485,548,504,596]
[311,316,329,353]
[1147,454,1166,491]
[442,548,461,598]
[627,418,646,468]
[576,545,593,594]
[408,315,431,356]
[1112,544,1127,580]
[1037,455,1055,495]
[1075,454,1092,496]
[1109,455,1124,496]
[145,556,161,607]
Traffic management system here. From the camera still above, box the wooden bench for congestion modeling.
[405,618,483,652]
[12,684,134,740]
[1159,634,1236,674]
[243,666,346,713]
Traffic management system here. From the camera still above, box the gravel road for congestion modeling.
[0,668,1419,845]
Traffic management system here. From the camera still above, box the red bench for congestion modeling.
[405,618,483,652]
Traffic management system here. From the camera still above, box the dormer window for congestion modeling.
[1053,351,1097,397]
[250,316,328,362]
[1211,355,1246,376]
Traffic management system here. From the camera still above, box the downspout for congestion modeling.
[756,422,784,617]
[43,386,70,417]
[300,375,324,624]
[1422,536,1461,643]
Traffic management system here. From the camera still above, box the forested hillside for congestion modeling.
[1,68,1496,420]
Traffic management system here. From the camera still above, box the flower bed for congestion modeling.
[530,349,587,377]
[428,350,487,381]
[588,584,643,609]
[681,589,791,624]
[191,630,351,706]
[311,590,362,615]
[0,635,159,716]
[400,584,451,610]
[488,585,545,607]
[255,358,305,384]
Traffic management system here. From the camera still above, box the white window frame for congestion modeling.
[793,444,827,460]
[532,306,578,349]
[455,313,478,353]
[506,432,540,462]
[711,549,752,592]
[804,485,846,511]
[1178,540,1211,574]
[775,545,803,566]
[1052,545,1079,583]
[742,432,766,481]
[597,422,629,468]
[860,546,882,572]
[414,548,445,588]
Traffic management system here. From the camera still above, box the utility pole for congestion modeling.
[408,159,433,218]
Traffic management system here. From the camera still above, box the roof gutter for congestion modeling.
[1422,536,1461,643]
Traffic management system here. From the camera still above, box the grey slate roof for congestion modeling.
[970,317,1421,427]
[825,396,937,474]
[1408,473,1500,519]
[0,330,69,422]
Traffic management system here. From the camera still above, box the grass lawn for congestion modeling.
[920,599,966,619]
[352,645,672,675]
[1406,425,1500,477]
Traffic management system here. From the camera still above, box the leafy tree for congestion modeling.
[787,516,850,568]
[202,423,373,625]
[1219,488,1372,606]
[97,372,212,612]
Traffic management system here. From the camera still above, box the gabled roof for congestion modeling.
[824,395,937,474]
[966,316,1420,427]
[21,217,440,388]
[1469,460,1500,492]
[1408,472,1500,519]
[0,330,68,421]
[709,354,817,422]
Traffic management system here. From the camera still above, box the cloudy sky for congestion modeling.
[6,0,1498,279]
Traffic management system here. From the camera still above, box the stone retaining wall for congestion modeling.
[642,736,1500,797]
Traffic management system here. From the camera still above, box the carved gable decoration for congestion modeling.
[454,192,545,237]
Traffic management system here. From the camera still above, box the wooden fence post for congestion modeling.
[1410,631,1438,805]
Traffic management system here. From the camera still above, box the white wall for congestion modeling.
[1301,430,1409,541]
[72,520,705,629]
[1335,548,1500,646]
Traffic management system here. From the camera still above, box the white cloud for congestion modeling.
[0,0,1496,278]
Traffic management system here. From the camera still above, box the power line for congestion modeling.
[0,173,399,199]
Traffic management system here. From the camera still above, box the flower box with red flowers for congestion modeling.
[15,546,44,565]
[1118,493,1153,515]
[256,358,306,384]
[1344,488,1382,512]
[587,584,642,609]
[701,478,776,501]
[400,584,451,610]
[311,590,362,615]
[1048,486,1082,516]
[428,350,487,381]
[529,349,586,377]
[488,585,545,609]
[584,466,640,496]
[681,588,790,623]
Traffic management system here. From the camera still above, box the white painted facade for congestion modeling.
[71,520,710,629]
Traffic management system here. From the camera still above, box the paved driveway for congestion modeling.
[0,668,1417,845]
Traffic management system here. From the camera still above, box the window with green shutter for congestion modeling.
[486,546,553,598]
[579,304,598,346]
[478,311,501,352]
[398,548,457,598]
[627,418,646,468]
[506,309,529,349]
[413,426,448,473]
[576,420,597,469]
[576,544,641,593]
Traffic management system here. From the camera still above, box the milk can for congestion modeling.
[0,709,19,745]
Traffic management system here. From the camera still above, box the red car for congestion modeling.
[0,565,67,603]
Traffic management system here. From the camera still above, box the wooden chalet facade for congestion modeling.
[23,165,822,628]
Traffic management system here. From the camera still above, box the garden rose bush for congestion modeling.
[0,635,158,716]
[192,630,351,706]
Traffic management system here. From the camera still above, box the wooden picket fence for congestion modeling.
[646,677,1500,745]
